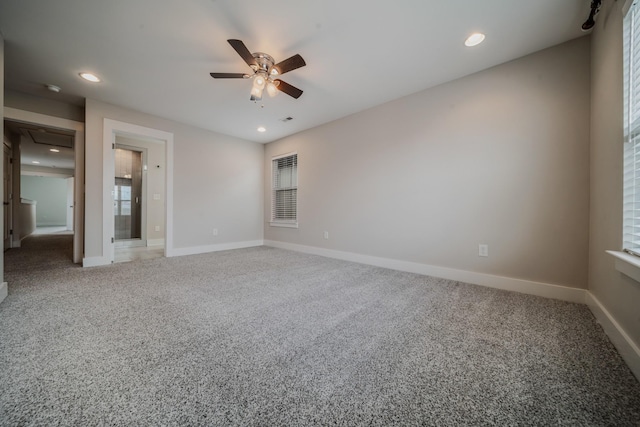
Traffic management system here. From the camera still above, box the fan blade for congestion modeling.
[210,72,248,79]
[228,39,257,68]
[275,79,303,99]
[273,54,306,75]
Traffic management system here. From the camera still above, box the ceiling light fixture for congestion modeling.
[46,84,61,93]
[465,33,485,47]
[49,148,60,153]
[257,126,266,133]
[79,72,101,82]
[211,39,305,101]
[32,161,40,164]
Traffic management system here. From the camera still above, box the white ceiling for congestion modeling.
[0,0,591,144]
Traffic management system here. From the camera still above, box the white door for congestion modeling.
[66,177,74,231]
[3,144,12,250]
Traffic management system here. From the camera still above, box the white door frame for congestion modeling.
[3,107,85,263]
[102,119,174,263]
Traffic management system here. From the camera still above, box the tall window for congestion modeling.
[271,153,298,227]
[624,1,640,255]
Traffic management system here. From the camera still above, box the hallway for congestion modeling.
[4,233,77,278]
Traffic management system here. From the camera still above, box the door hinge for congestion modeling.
[112,143,115,149]
[9,229,13,235]
[111,237,114,243]
[9,158,12,164]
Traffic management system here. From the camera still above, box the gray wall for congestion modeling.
[21,175,68,226]
[84,99,264,259]
[264,36,591,289]
[590,1,640,350]
[4,90,84,123]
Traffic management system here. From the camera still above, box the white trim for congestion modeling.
[147,238,165,247]
[103,119,174,261]
[3,107,85,264]
[263,240,586,303]
[271,151,297,161]
[0,282,7,304]
[624,0,636,17]
[607,250,640,283]
[82,256,111,268]
[171,240,264,257]
[270,152,298,225]
[269,221,299,228]
[586,291,640,380]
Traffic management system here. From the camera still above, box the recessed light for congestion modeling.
[46,84,61,93]
[32,161,40,164]
[257,126,266,132]
[465,33,485,47]
[49,148,60,153]
[79,72,101,82]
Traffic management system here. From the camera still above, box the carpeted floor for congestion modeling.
[1,235,640,426]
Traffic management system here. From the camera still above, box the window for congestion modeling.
[624,1,640,255]
[271,153,298,228]
[114,178,132,217]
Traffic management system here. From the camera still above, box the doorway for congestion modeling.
[3,108,84,264]
[3,142,12,251]
[114,146,144,245]
[103,119,173,265]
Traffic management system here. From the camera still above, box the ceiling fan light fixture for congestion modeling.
[251,84,264,99]
[210,39,305,101]
[254,73,266,89]
[266,81,278,97]
[465,33,485,47]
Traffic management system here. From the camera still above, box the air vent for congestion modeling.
[280,116,294,122]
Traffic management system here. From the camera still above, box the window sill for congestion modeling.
[269,221,298,229]
[607,250,640,283]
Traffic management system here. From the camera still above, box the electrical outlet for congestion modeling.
[323,231,329,239]
[479,244,489,257]
[154,225,160,232]
[213,228,218,236]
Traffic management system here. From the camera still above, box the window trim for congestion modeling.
[612,0,640,282]
[270,151,298,228]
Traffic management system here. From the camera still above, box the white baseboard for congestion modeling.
[263,240,586,304]
[0,282,7,304]
[170,240,264,257]
[147,238,165,247]
[586,292,640,380]
[82,256,111,268]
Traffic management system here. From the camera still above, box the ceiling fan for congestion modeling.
[210,39,306,101]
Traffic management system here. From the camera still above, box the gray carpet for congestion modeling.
[1,235,640,426]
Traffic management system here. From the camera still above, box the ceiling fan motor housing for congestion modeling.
[251,52,276,74]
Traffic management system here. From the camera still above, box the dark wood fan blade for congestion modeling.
[275,79,303,99]
[273,54,306,75]
[210,72,247,79]
[227,39,257,68]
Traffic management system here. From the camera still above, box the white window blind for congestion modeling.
[271,153,298,225]
[624,1,640,255]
